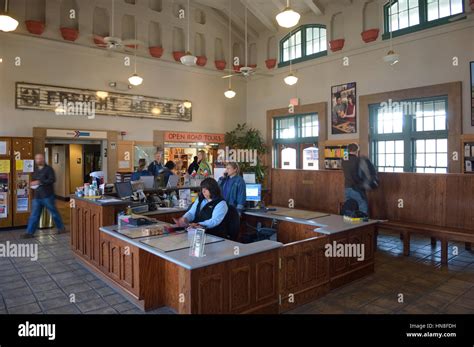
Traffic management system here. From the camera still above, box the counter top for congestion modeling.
[71,195,129,206]
[244,207,380,235]
[100,225,282,270]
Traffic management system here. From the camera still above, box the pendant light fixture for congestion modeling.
[181,0,197,66]
[128,21,143,86]
[284,30,298,86]
[0,0,19,32]
[383,0,400,66]
[276,0,300,29]
[224,0,236,99]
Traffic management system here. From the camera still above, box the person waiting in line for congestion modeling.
[342,143,370,215]
[174,178,228,237]
[196,150,212,177]
[218,162,246,213]
[162,160,176,186]
[22,153,65,238]
[148,150,164,176]
[131,159,152,181]
[187,156,199,175]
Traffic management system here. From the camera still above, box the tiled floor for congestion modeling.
[0,228,473,314]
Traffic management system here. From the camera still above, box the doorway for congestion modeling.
[45,141,104,199]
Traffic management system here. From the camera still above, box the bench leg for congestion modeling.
[431,237,437,247]
[400,233,404,241]
[402,231,410,256]
[441,238,448,266]
[465,242,472,251]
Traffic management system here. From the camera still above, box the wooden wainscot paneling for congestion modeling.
[190,248,280,314]
[445,174,474,230]
[271,169,344,214]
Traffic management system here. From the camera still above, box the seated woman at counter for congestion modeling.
[218,162,246,212]
[174,178,229,237]
[131,159,152,181]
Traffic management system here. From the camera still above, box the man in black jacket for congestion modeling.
[22,153,65,238]
[341,143,369,215]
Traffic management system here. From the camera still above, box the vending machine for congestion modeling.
[0,137,34,228]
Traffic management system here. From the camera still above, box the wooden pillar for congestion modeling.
[402,230,410,256]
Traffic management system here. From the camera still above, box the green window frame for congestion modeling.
[382,0,465,40]
[369,96,449,173]
[273,113,319,168]
[278,25,328,68]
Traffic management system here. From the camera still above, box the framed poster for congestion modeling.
[471,62,474,126]
[331,82,357,134]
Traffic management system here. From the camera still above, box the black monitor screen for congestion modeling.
[115,182,133,199]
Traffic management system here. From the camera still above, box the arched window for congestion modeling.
[279,24,327,67]
[383,0,464,39]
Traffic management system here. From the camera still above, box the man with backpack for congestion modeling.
[342,143,378,217]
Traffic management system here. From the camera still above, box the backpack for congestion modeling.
[358,156,379,191]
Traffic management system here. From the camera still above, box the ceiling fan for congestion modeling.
[93,0,142,52]
[222,5,272,80]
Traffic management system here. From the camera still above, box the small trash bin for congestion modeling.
[39,207,54,229]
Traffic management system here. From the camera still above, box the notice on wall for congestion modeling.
[15,160,23,172]
[0,192,7,218]
[0,174,9,193]
[118,161,130,169]
[16,174,29,212]
[23,160,34,173]
[0,141,7,155]
[0,160,10,173]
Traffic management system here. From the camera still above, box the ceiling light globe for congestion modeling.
[276,8,301,28]
[128,74,143,86]
[0,15,19,32]
[181,53,197,66]
[224,89,236,99]
[284,73,298,86]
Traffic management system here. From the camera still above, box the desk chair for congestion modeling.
[245,219,277,242]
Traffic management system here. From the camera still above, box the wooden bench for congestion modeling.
[377,221,473,265]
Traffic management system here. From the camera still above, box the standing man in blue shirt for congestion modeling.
[174,178,228,237]
[218,162,246,212]
[148,150,164,176]
[22,153,65,238]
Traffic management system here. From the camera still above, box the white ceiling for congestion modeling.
[195,0,353,37]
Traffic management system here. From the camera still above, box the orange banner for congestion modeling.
[164,132,225,144]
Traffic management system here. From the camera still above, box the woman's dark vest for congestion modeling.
[193,196,227,238]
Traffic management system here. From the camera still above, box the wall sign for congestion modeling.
[164,131,225,144]
[16,82,192,122]
[46,129,107,139]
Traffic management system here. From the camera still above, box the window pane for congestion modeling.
[399,0,408,11]
[399,10,409,29]
[303,147,319,170]
[437,138,447,152]
[409,8,420,25]
[451,0,463,14]
[427,0,438,21]
[281,148,296,169]
[439,0,451,18]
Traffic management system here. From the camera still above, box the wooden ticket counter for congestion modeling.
[70,196,377,314]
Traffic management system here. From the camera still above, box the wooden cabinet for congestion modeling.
[277,221,330,312]
[70,198,120,267]
[99,231,140,297]
[190,249,280,314]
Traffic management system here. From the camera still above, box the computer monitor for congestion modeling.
[115,182,133,199]
[246,184,261,202]
[166,175,180,188]
[140,176,155,189]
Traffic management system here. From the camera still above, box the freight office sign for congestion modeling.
[164,132,225,144]
[15,82,192,122]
